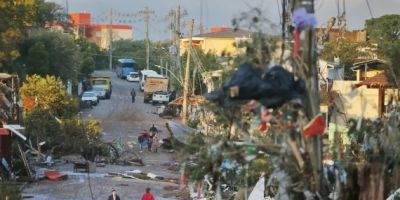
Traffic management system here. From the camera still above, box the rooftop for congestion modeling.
[193,29,252,38]
[352,59,387,70]
[355,72,399,88]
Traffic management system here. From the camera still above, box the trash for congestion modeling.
[303,114,325,137]
[44,170,68,181]
[206,64,305,109]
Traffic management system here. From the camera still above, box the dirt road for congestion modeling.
[22,71,180,200]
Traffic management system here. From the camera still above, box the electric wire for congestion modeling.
[364,0,374,18]
[276,0,282,27]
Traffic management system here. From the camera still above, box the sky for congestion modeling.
[48,0,400,41]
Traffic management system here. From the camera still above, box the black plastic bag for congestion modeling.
[206,63,305,108]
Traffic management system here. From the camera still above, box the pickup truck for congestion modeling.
[152,91,170,105]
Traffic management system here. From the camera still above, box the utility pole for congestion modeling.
[292,0,325,195]
[108,8,113,71]
[160,58,163,76]
[175,5,181,71]
[182,19,194,124]
[139,6,154,70]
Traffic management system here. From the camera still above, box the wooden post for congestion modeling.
[293,0,324,194]
[182,19,194,124]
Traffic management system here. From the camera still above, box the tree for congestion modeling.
[34,0,68,28]
[26,41,50,75]
[76,38,104,77]
[365,15,400,76]
[20,30,81,82]
[20,75,78,118]
[112,40,169,71]
[0,0,35,69]
[366,15,400,43]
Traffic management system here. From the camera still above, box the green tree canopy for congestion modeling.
[366,14,400,43]
[112,40,169,71]
[365,15,400,77]
[34,0,68,28]
[26,41,50,75]
[0,0,35,68]
[20,30,80,81]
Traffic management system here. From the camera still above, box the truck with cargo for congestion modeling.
[89,76,112,99]
[143,76,169,103]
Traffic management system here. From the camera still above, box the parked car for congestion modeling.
[81,91,99,106]
[126,72,140,82]
[91,86,106,99]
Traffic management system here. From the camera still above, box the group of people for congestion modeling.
[138,124,160,153]
[108,188,155,200]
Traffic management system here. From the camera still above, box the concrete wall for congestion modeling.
[332,81,380,119]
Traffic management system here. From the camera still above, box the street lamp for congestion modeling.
[154,64,183,86]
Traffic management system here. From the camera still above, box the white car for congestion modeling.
[81,91,99,105]
[126,72,140,82]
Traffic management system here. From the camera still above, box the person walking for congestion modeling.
[149,124,158,134]
[141,188,155,200]
[108,189,121,200]
[130,88,136,103]
[151,134,160,153]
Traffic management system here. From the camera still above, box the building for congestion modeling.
[180,27,252,57]
[67,12,133,49]
[319,58,344,82]
[351,59,386,81]
[316,28,367,43]
[321,59,399,121]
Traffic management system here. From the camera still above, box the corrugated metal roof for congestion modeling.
[352,59,387,70]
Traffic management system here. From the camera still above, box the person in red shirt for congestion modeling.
[141,187,155,200]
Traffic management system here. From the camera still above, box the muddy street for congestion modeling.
[22,71,180,200]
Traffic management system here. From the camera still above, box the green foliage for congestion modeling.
[365,15,400,78]
[0,181,21,200]
[366,15,400,43]
[26,41,50,75]
[0,0,35,69]
[76,37,107,73]
[20,30,80,81]
[20,75,78,117]
[61,118,105,158]
[24,108,61,150]
[0,0,67,70]
[386,40,400,76]
[321,39,360,66]
[179,48,222,94]
[112,40,169,71]
[320,39,372,79]
[34,0,68,28]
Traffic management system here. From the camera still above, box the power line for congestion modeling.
[276,0,282,27]
[365,0,374,18]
